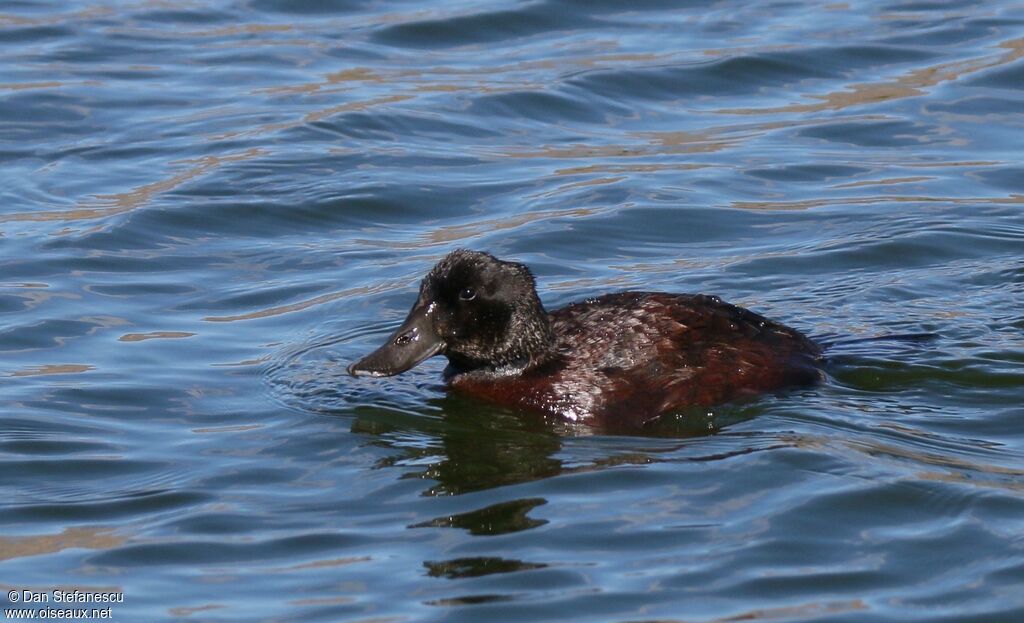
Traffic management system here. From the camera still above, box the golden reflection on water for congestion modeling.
[118,331,195,342]
[847,437,1024,478]
[286,596,357,607]
[4,19,1018,228]
[732,193,1024,211]
[166,604,226,617]
[203,282,396,323]
[191,423,265,434]
[0,288,75,316]
[0,5,112,28]
[0,81,65,91]
[210,95,413,141]
[831,176,935,189]
[497,114,891,164]
[554,163,707,176]
[0,526,123,562]
[719,36,1024,115]
[0,148,266,224]
[698,599,868,623]
[281,556,372,572]
[348,205,603,251]
[424,595,865,618]
[767,429,1024,495]
[10,363,94,377]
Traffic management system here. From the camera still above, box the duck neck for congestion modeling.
[504,305,555,371]
[448,303,555,376]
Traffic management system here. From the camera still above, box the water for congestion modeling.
[2,0,1023,620]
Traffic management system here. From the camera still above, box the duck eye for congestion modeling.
[459,287,476,301]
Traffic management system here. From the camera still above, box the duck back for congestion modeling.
[448,292,822,427]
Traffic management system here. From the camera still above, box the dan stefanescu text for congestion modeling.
[13,590,123,604]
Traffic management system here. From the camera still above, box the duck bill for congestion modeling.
[348,302,443,377]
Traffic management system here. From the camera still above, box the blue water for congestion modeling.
[2,0,1024,621]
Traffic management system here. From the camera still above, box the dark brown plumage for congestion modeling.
[350,250,822,428]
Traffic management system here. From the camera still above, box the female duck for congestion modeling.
[349,250,822,428]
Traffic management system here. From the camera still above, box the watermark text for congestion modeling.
[6,589,123,620]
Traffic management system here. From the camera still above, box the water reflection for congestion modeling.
[349,393,776,501]
[356,401,566,496]
[424,557,548,579]
[411,498,548,535]
[0,526,124,563]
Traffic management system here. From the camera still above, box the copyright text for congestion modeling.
[6,590,123,620]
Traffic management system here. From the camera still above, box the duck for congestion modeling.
[348,249,823,428]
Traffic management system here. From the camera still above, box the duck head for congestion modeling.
[348,250,553,377]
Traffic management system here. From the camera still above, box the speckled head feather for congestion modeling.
[421,249,554,371]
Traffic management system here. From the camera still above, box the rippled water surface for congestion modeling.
[3,0,1024,621]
